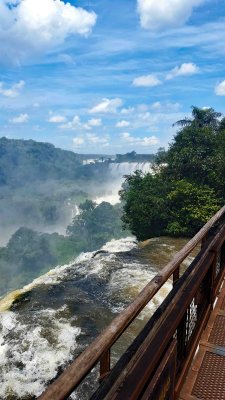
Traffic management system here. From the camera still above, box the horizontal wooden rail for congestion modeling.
[39,205,225,400]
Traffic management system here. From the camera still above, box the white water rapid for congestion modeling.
[0,236,172,400]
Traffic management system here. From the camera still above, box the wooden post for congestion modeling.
[173,266,180,287]
[99,350,110,382]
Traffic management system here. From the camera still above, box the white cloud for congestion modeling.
[89,98,123,114]
[87,133,109,145]
[60,115,81,130]
[60,116,102,131]
[0,80,25,97]
[116,120,130,128]
[166,63,199,80]
[138,112,152,121]
[133,74,161,87]
[48,115,67,123]
[121,132,159,147]
[72,133,109,148]
[150,102,181,112]
[121,107,135,115]
[10,113,29,123]
[87,118,102,127]
[121,132,131,140]
[215,80,225,96]
[73,137,84,146]
[137,0,205,31]
[0,0,97,64]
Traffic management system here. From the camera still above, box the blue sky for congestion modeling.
[0,0,224,154]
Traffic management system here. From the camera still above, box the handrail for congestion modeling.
[39,205,225,400]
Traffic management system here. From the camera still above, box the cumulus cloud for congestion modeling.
[121,132,159,147]
[121,107,135,115]
[60,115,102,131]
[137,0,205,30]
[60,115,82,130]
[10,113,29,123]
[89,98,123,114]
[73,137,84,146]
[48,115,67,123]
[87,118,102,127]
[150,101,181,112]
[215,80,225,96]
[72,133,109,148]
[166,63,199,80]
[133,74,161,87]
[0,80,25,97]
[87,133,109,145]
[0,0,97,64]
[116,120,130,128]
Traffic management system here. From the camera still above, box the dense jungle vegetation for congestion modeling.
[121,107,225,240]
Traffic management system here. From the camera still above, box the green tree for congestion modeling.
[120,172,169,240]
[165,180,220,237]
[67,200,127,250]
[121,106,224,241]
[164,125,218,187]
[173,106,222,129]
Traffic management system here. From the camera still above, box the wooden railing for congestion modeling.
[39,205,225,400]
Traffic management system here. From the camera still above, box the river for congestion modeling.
[0,235,191,400]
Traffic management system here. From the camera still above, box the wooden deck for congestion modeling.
[179,280,225,400]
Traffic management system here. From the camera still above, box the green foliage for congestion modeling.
[0,227,80,296]
[121,107,224,241]
[67,200,127,251]
[165,126,218,186]
[0,137,113,231]
[173,106,222,129]
[165,180,220,237]
[5,228,54,270]
[0,137,83,187]
[120,172,169,240]
[0,200,128,296]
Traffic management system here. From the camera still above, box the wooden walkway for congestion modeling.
[180,280,225,400]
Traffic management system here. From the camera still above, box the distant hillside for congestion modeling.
[0,137,83,187]
[0,137,115,245]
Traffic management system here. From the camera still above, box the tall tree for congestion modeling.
[173,106,222,129]
[121,106,223,240]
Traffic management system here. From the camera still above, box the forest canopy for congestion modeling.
[120,107,225,240]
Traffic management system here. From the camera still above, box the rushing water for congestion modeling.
[0,236,192,400]
[0,162,190,399]
[94,162,152,205]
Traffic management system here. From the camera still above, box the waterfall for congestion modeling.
[109,162,152,177]
[94,162,152,205]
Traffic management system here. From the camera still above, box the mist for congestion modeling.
[0,139,154,299]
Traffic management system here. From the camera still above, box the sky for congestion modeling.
[0,0,224,154]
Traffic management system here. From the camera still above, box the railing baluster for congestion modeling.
[173,265,180,286]
[99,349,111,382]
[209,249,217,307]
